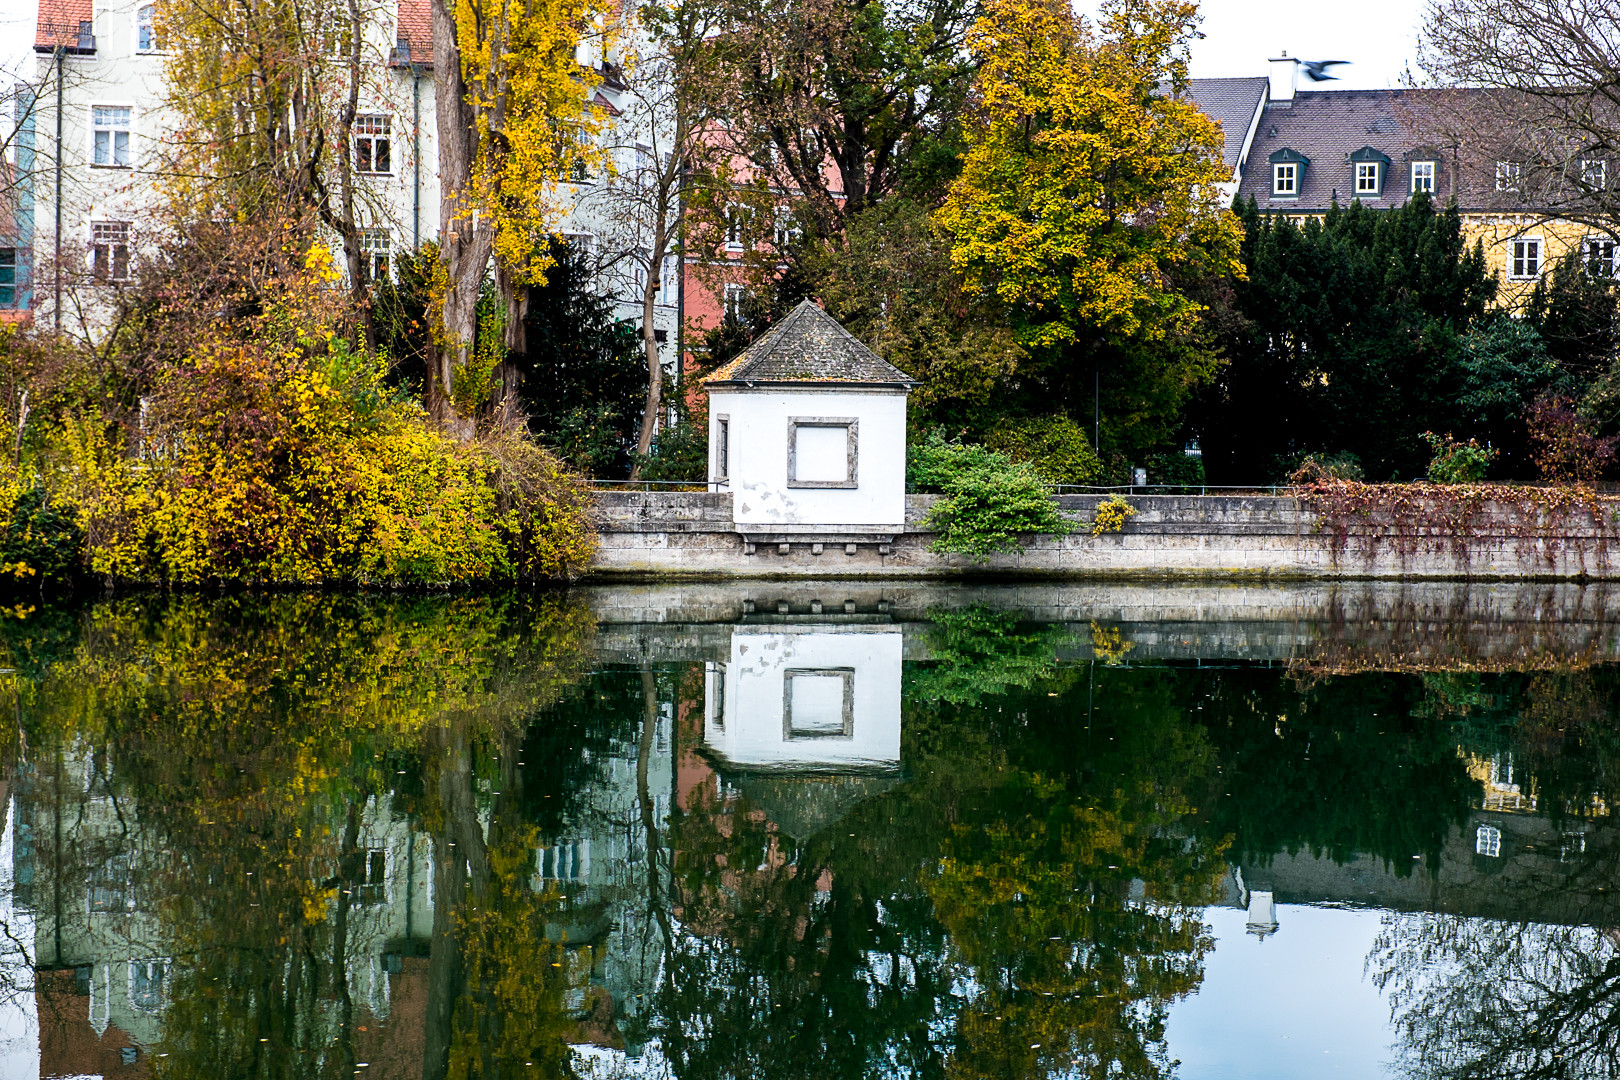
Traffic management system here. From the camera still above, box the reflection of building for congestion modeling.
[15,745,433,1077]
[700,620,903,843]
[1223,805,1620,932]
[704,624,901,775]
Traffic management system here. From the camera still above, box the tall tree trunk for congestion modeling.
[492,259,528,419]
[629,240,667,478]
[429,0,487,440]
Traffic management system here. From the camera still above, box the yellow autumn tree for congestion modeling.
[430,0,607,433]
[937,0,1242,352]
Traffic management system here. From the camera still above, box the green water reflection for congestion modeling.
[1,591,1618,1079]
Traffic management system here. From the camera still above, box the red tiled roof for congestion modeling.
[394,0,433,66]
[35,0,93,50]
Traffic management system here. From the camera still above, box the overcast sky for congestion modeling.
[1185,0,1427,88]
[1,0,1427,114]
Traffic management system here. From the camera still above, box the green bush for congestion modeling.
[984,415,1101,484]
[1421,431,1498,484]
[1,482,83,588]
[908,430,1069,557]
[638,419,709,483]
[1145,450,1206,488]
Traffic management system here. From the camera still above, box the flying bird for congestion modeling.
[1302,60,1350,82]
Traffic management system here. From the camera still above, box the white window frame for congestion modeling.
[354,847,388,905]
[1411,160,1435,194]
[90,220,133,281]
[1583,158,1607,191]
[723,282,747,323]
[135,3,158,51]
[1587,236,1618,278]
[1496,160,1522,192]
[128,958,167,1012]
[359,227,391,281]
[656,253,677,308]
[773,204,800,249]
[1475,824,1501,858]
[1510,237,1542,280]
[1354,161,1380,195]
[1272,163,1297,196]
[354,114,392,175]
[90,104,135,169]
[723,203,746,252]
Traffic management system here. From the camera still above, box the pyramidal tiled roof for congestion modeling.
[705,301,914,387]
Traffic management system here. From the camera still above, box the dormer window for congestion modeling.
[1583,158,1607,191]
[1348,147,1391,198]
[1269,148,1309,197]
[1411,160,1436,193]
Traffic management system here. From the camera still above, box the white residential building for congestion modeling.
[17,0,677,372]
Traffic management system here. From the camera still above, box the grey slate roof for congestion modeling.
[1238,89,1445,212]
[1234,87,1580,214]
[1187,77,1268,172]
[705,300,914,387]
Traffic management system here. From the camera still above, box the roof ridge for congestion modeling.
[704,300,914,387]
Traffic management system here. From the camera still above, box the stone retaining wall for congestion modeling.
[590,490,1620,580]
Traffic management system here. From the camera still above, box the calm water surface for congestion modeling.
[1,582,1617,1079]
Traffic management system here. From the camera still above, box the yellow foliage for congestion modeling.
[937,0,1243,350]
[44,338,594,585]
[1090,493,1136,535]
[458,0,607,287]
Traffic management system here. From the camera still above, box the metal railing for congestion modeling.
[591,478,730,493]
[1048,484,1286,496]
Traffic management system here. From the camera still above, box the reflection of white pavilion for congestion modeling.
[704,625,903,775]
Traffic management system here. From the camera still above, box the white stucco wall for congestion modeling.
[707,387,908,528]
[703,626,902,772]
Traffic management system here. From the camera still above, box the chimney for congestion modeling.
[1269,52,1299,103]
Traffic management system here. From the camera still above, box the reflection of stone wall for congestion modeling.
[593,491,1620,580]
[582,581,1620,669]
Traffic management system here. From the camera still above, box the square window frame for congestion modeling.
[1272,162,1297,196]
[786,417,858,489]
[782,667,855,741]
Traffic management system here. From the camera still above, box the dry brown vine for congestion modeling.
[1291,480,1620,575]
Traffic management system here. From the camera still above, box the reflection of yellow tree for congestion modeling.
[17,593,595,748]
[4,593,597,1078]
[929,776,1225,1080]
[923,682,1227,1080]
